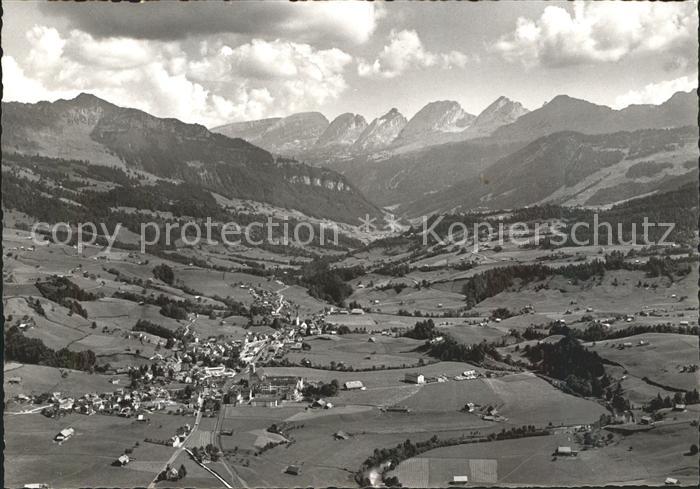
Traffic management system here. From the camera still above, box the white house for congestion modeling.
[405,373,425,384]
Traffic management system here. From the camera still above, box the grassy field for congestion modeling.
[219,404,501,488]
[400,372,608,426]
[285,333,428,369]
[262,362,479,389]
[3,220,698,488]
[4,363,129,399]
[3,411,195,487]
[588,333,699,391]
[390,418,699,487]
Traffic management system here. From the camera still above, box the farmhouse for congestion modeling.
[462,370,478,379]
[405,373,425,384]
[55,427,75,442]
[333,431,350,440]
[58,398,75,411]
[452,476,469,484]
[350,308,364,315]
[312,398,328,408]
[555,446,577,456]
[344,380,364,390]
[115,454,130,466]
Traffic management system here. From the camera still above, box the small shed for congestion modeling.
[286,465,301,475]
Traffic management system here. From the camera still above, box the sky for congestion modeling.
[2,1,697,127]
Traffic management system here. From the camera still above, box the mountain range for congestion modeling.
[211,96,529,157]
[491,91,697,142]
[1,94,380,223]
[2,90,696,226]
[404,125,699,216]
[213,91,696,160]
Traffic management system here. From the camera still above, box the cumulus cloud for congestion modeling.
[42,1,381,45]
[613,75,697,109]
[495,2,697,68]
[357,29,471,78]
[2,26,354,127]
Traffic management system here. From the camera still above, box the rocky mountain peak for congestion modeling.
[350,108,407,153]
[315,113,368,149]
[396,100,474,145]
[466,96,529,136]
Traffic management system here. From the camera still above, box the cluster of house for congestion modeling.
[38,387,176,418]
[616,339,651,350]
[328,307,365,315]
[248,284,295,325]
[403,370,480,385]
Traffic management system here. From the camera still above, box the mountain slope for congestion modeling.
[326,138,523,208]
[404,126,699,215]
[351,108,407,153]
[464,96,529,137]
[314,113,367,151]
[392,100,474,148]
[212,112,330,155]
[492,91,697,142]
[1,94,380,223]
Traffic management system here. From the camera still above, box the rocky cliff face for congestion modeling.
[350,108,407,153]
